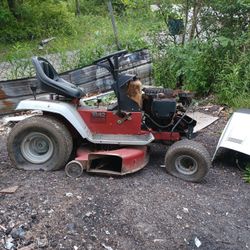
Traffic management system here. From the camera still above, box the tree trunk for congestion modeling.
[7,0,22,19]
[75,0,81,16]
[189,0,202,41]
[7,0,16,15]
[181,0,189,45]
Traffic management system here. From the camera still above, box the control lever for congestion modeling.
[117,112,132,124]
[30,83,37,100]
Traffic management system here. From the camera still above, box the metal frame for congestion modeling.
[212,109,250,160]
[16,99,154,145]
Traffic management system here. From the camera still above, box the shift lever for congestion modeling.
[30,83,37,100]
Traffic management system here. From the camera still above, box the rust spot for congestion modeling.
[0,89,7,99]
[3,99,14,108]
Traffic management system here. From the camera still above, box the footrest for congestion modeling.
[91,133,154,145]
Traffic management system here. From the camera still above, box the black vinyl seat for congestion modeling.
[32,57,85,99]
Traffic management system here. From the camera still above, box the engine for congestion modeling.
[142,87,196,137]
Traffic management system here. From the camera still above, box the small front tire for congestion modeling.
[165,140,211,182]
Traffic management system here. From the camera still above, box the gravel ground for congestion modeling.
[0,110,249,250]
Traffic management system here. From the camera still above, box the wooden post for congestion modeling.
[189,0,202,41]
[107,0,121,50]
[182,0,189,45]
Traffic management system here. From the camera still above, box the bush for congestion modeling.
[152,47,182,89]
[0,0,76,43]
[152,36,250,107]
[5,42,34,79]
[77,0,127,16]
[152,41,219,93]
[216,38,250,107]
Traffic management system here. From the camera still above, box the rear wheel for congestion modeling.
[7,115,73,171]
[165,140,211,182]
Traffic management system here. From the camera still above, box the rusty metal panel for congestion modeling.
[0,49,152,114]
[68,65,98,85]
[0,78,38,99]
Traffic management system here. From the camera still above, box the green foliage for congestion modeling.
[0,5,20,42]
[0,0,76,43]
[181,41,218,94]
[216,56,250,106]
[64,14,148,68]
[120,0,153,9]
[152,45,183,89]
[77,0,106,15]
[243,164,250,183]
[152,35,250,107]
[152,0,250,108]
[76,0,128,16]
[213,35,250,107]
[202,0,250,39]
[153,41,218,93]
[5,42,34,79]
[0,13,151,74]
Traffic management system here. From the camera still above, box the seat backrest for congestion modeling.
[33,57,59,81]
[32,56,84,99]
[40,61,56,79]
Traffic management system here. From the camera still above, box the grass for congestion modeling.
[231,96,250,110]
[243,163,250,183]
[214,94,250,110]
[0,13,161,63]
[0,12,162,78]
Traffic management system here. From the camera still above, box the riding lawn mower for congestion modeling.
[7,50,211,182]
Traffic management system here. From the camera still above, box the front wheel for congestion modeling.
[7,115,73,171]
[165,140,211,182]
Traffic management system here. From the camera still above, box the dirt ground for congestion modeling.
[0,109,249,250]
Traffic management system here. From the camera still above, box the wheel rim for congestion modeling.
[175,155,198,175]
[21,132,54,164]
[65,161,84,178]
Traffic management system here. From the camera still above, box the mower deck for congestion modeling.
[66,146,149,176]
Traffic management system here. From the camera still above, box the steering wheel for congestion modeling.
[94,50,128,64]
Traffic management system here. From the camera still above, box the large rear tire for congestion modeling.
[165,140,211,182]
[7,116,73,171]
